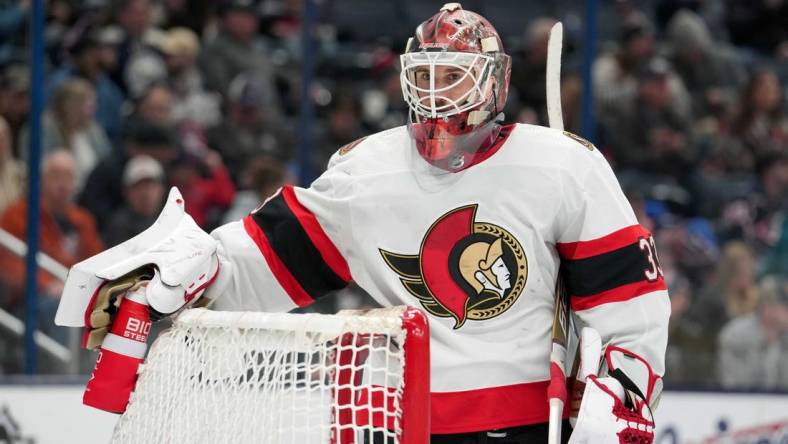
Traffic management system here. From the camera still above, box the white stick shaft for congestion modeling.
[546,22,564,131]
[547,22,566,444]
[548,398,564,444]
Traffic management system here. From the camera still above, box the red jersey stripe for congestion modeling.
[557,225,650,260]
[350,380,572,434]
[242,216,314,307]
[570,278,667,311]
[429,380,569,434]
[281,186,352,283]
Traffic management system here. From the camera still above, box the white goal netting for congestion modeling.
[112,307,427,444]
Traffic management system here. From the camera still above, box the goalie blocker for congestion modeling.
[55,188,222,413]
[55,187,221,330]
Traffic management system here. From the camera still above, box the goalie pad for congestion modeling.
[55,187,221,327]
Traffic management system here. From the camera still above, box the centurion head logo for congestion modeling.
[380,205,527,328]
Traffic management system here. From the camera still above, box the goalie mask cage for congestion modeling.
[111,306,430,444]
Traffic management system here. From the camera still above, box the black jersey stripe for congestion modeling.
[561,241,652,298]
[249,192,347,300]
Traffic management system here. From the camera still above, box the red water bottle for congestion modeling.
[83,285,151,413]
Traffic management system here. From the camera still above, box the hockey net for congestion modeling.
[111,306,430,444]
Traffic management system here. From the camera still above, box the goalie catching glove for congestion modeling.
[55,187,226,347]
[569,328,663,444]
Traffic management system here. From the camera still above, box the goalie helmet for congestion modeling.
[400,2,512,171]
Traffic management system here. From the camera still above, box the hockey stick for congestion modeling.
[545,21,566,444]
[547,275,569,444]
[546,22,564,133]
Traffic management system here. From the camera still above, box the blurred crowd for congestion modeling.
[0,0,785,390]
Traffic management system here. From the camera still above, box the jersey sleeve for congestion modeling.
[555,143,670,378]
[208,167,353,312]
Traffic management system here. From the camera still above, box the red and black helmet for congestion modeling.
[400,3,512,171]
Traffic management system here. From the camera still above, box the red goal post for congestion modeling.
[111,306,430,444]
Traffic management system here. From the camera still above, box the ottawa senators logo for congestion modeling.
[380,205,527,329]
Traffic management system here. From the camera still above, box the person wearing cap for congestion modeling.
[102,155,166,247]
[198,0,278,105]
[107,0,165,96]
[600,57,695,181]
[159,27,221,127]
[593,13,690,120]
[78,119,179,229]
[666,10,746,120]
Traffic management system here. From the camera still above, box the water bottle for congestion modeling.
[83,284,151,413]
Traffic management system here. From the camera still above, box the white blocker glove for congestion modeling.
[55,188,228,348]
[569,328,662,444]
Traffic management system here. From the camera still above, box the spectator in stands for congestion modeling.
[691,241,760,336]
[158,27,221,128]
[594,14,691,120]
[0,150,104,337]
[0,64,30,154]
[43,0,77,67]
[602,58,695,180]
[718,275,788,390]
[314,91,364,169]
[664,264,714,387]
[509,17,555,126]
[133,82,175,126]
[108,0,165,96]
[168,149,235,230]
[360,68,408,133]
[102,155,165,247]
[206,71,293,179]
[222,155,289,223]
[0,2,28,66]
[508,17,582,132]
[666,10,746,123]
[718,152,788,251]
[727,67,786,166]
[593,14,655,114]
[48,26,126,139]
[198,0,278,107]
[0,116,24,214]
[19,78,112,193]
[79,119,178,229]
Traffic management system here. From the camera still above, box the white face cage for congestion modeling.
[400,51,495,120]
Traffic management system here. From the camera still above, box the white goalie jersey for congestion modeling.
[209,123,670,434]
